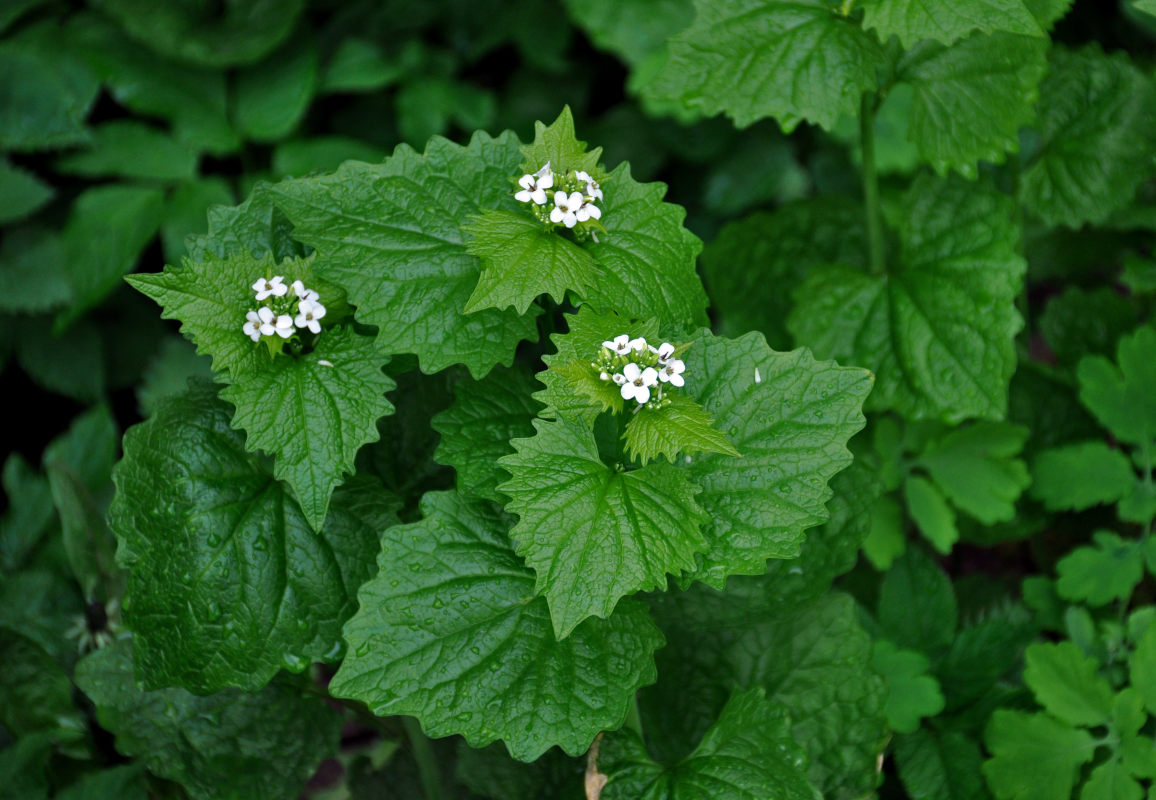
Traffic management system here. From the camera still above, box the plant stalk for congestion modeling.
[860,92,886,276]
[403,716,445,800]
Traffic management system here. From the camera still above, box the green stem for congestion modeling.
[860,92,885,276]
[625,694,644,741]
[403,716,444,800]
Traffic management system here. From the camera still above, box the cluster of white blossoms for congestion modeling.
[515,162,604,232]
[242,275,327,343]
[593,334,687,408]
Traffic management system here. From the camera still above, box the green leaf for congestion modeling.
[864,493,906,569]
[601,688,820,800]
[624,395,739,465]
[0,731,52,800]
[47,461,121,602]
[878,547,957,653]
[110,383,400,692]
[357,366,457,500]
[1025,0,1073,28]
[789,175,1025,423]
[1031,442,1136,512]
[0,159,53,224]
[91,0,304,68]
[983,710,1097,800]
[896,32,1047,177]
[1039,287,1138,368]
[0,0,52,34]
[0,455,54,572]
[535,307,660,426]
[563,0,694,66]
[1024,641,1113,727]
[463,210,600,314]
[75,639,341,800]
[161,178,236,264]
[0,626,80,736]
[499,416,707,638]
[676,331,872,588]
[1077,326,1156,447]
[69,15,238,154]
[320,38,405,93]
[136,337,214,417]
[271,137,387,178]
[56,121,198,181]
[938,617,1036,708]
[763,460,883,605]
[1129,624,1156,715]
[0,29,97,152]
[577,161,709,330]
[57,185,165,332]
[54,765,148,800]
[186,186,305,263]
[895,729,989,800]
[1055,532,1144,606]
[15,317,105,401]
[917,422,1030,523]
[330,490,664,761]
[872,640,946,734]
[233,33,318,142]
[1019,46,1156,228]
[431,364,541,503]
[220,325,395,530]
[644,591,887,798]
[519,106,603,178]
[647,0,886,131]
[904,474,959,553]
[267,132,540,377]
[395,77,496,146]
[0,228,69,314]
[861,0,1042,47]
[700,196,868,349]
[1083,758,1142,800]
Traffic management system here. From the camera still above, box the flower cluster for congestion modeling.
[593,334,687,409]
[242,275,327,343]
[515,162,604,233]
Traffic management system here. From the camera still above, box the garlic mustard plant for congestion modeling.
[516,161,605,238]
[242,273,328,348]
[593,334,687,410]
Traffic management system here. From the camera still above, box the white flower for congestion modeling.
[599,371,610,381]
[274,314,295,339]
[575,170,603,201]
[550,191,585,228]
[612,373,627,386]
[256,306,278,336]
[603,334,631,355]
[656,342,675,362]
[575,198,601,223]
[295,299,327,334]
[620,362,658,404]
[659,358,686,387]
[243,310,262,342]
[628,337,648,353]
[515,167,554,205]
[253,275,288,300]
[291,279,319,302]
